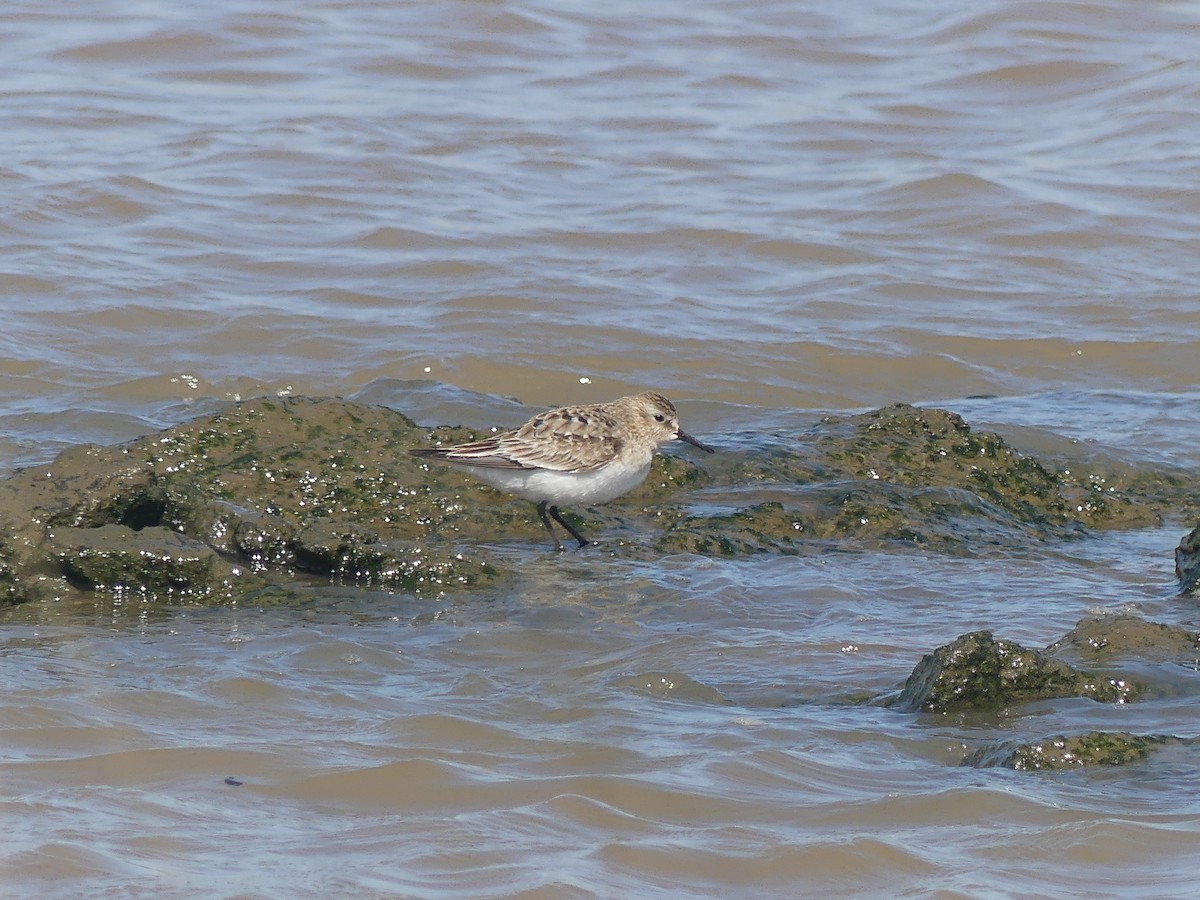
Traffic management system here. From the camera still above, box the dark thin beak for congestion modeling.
[676,429,715,453]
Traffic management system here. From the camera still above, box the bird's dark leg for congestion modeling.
[549,505,590,549]
[536,500,564,552]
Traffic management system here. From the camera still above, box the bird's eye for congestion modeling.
[653,413,666,422]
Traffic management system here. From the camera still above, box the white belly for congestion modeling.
[463,458,652,507]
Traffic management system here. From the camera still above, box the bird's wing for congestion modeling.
[412,406,622,473]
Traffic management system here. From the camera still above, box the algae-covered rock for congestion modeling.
[894,630,1137,712]
[814,405,1168,529]
[50,524,236,599]
[890,617,1200,772]
[1048,615,1200,663]
[668,404,1176,557]
[967,732,1178,770]
[1177,524,1200,594]
[657,502,809,556]
[0,395,1196,607]
[0,397,507,605]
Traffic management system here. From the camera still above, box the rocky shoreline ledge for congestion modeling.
[2,395,1196,768]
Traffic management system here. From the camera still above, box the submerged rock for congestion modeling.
[894,630,1136,713]
[892,615,1200,770]
[1048,615,1200,663]
[967,732,1179,770]
[613,671,732,706]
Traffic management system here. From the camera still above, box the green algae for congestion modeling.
[969,732,1177,770]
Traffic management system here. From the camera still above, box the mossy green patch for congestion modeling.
[970,732,1176,770]
[895,630,1139,713]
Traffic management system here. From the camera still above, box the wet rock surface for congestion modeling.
[966,732,1182,770]
[0,397,503,606]
[1177,523,1200,594]
[893,630,1137,712]
[889,615,1200,770]
[0,397,1196,607]
[659,404,1184,556]
[51,524,224,596]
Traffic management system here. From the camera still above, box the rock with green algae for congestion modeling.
[658,404,1181,556]
[0,397,506,606]
[967,732,1179,770]
[808,405,1154,528]
[882,616,1200,771]
[656,502,810,557]
[893,630,1138,713]
[50,524,233,598]
[0,396,1196,607]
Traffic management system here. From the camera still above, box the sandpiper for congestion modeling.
[409,391,714,550]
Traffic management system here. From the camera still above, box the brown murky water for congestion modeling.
[3,1,1200,896]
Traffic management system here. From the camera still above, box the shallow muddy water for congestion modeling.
[2,0,1199,896]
